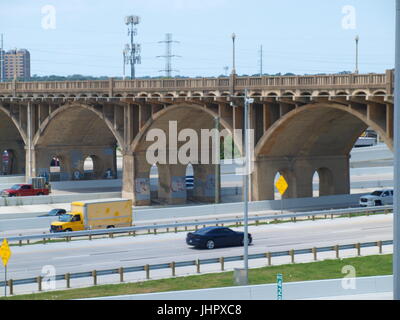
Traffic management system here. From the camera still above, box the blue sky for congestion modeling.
[0,0,395,77]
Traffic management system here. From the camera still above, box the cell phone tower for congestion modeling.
[157,33,180,78]
[124,15,141,80]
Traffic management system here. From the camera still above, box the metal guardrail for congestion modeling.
[0,205,393,244]
[0,239,393,295]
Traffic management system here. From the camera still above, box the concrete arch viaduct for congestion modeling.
[0,70,394,206]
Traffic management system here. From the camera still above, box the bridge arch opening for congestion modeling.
[34,104,120,182]
[1,150,15,175]
[185,163,194,201]
[254,102,393,201]
[48,155,64,181]
[0,106,26,175]
[149,164,160,204]
[130,104,238,206]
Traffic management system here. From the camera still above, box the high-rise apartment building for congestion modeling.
[0,49,31,81]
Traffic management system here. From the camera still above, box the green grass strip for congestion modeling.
[1,254,393,300]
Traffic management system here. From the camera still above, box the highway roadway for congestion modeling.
[4,214,393,281]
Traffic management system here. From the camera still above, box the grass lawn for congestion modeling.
[1,254,393,300]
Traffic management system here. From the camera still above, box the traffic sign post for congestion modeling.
[277,273,283,300]
[0,239,12,297]
[275,175,288,215]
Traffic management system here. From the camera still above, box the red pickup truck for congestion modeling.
[1,184,50,197]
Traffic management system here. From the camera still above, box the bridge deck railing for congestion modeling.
[0,71,392,95]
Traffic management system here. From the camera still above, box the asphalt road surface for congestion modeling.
[4,214,393,281]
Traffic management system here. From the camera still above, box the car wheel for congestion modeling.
[206,240,215,250]
[37,192,44,196]
[64,228,72,232]
[241,236,252,246]
[107,225,115,229]
[375,200,382,206]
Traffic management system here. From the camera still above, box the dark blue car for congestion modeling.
[186,226,252,249]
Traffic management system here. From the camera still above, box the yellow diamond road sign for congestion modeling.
[0,239,11,267]
[275,175,289,196]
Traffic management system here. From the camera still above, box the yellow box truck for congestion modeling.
[50,199,132,232]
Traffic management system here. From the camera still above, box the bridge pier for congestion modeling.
[252,155,350,201]
[191,164,220,203]
[33,145,117,181]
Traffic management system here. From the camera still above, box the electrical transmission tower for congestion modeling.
[123,15,141,79]
[157,33,180,78]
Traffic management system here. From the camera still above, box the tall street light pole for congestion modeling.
[232,33,236,75]
[355,35,360,74]
[214,116,221,204]
[243,89,254,285]
[394,0,400,301]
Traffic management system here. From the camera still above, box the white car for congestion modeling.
[359,189,393,207]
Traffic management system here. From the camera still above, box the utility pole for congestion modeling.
[0,34,4,82]
[214,116,221,204]
[258,45,263,76]
[157,33,180,78]
[394,0,400,301]
[231,33,236,75]
[242,89,254,285]
[355,35,359,74]
[124,15,141,80]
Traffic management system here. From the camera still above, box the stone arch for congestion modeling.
[131,104,236,153]
[0,104,27,144]
[33,103,121,181]
[372,90,387,96]
[0,105,26,175]
[253,102,393,201]
[127,104,239,205]
[255,102,392,156]
[33,103,123,147]
[353,90,368,97]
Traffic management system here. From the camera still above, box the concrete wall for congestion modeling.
[90,275,393,300]
[0,192,121,206]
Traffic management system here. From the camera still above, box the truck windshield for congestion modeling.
[371,191,383,196]
[58,214,73,222]
[10,185,21,190]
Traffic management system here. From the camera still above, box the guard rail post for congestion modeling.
[356,243,361,256]
[7,279,13,295]
[290,249,295,264]
[37,276,42,291]
[378,240,383,254]
[266,252,272,266]
[170,262,176,277]
[145,264,150,279]
[196,259,201,273]
[92,270,97,286]
[312,247,317,261]
[220,257,225,271]
[65,273,71,288]
[335,245,340,259]
[119,267,124,282]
